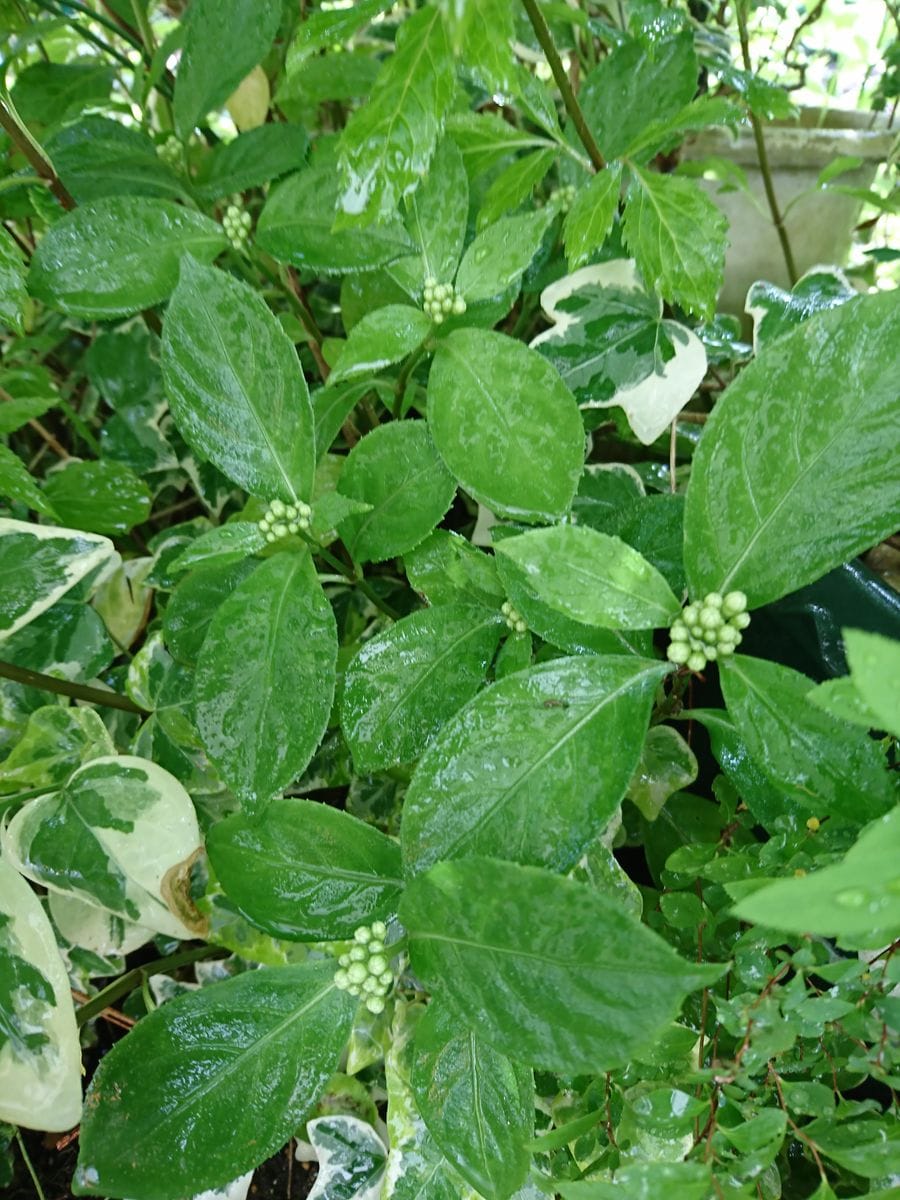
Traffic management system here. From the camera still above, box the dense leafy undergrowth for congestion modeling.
[1,1,899,1198]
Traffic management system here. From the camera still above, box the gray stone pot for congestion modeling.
[682,107,895,318]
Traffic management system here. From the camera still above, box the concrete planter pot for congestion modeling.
[682,107,895,318]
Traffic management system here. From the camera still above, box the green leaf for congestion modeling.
[455,0,518,94]
[193,124,309,201]
[0,705,113,795]
[580,30,698,162]
[477,149,557,231]
[627,724,698,821]
[842,628,900,739]
[206,797,403,941]
[173,0,281,138]
[557,1161,713,1199]
[257,165,414,274]
[455,210,552,304]
[342,604,504,771]
[683,292,900,606]
[805,1118,900,1179]
[73,961,355,1200]
[162,257,315,503]
[194,552,337,816]
[411,1000,533,1200]
[731,807,900,949]
[0,857,82,1132]
[42,459,151,534]
[45,117,188,204]
[163,557,257,666]
[406,137,469,283]
[427,329,584,522]
[622,167,727,318]
[330,305,431,385]
[0,226,27,333]
[719,655,895,826]
[169,522,266,573]
[563,167,621,269]
[746,266,855,350]
[401,655,669,876]
[805,674,880,731]
[2,754,200,941]
[337,421,456,564]
[286,0,394,72]
[0,518,114,641]
[404,530,505,609]
[0,445,56,516]
[336,7,456,225]
[400,857,722,1074]
[28,198,227,319]
[446,111,556,177]
[532,262,707,444]
[495,525,680,631]
[10,60,115,127]
[306,1116,387,1200]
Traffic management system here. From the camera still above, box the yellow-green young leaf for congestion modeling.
[731,807,900,949]
[342,604,504,771]
[563,167,621,269]
[406,137,469,282]
[401,656,669,876]
[400,858,723,1074]
[28,198,227,319]
[455,209,553,303]
[173,0,281,138]
[0,444,56,516]
[330,305,431,385]
[337,421,456,564]
[842,629,900,739]
[0,225,27,333]
[336,7,456,226]
[427,329,584,523]
[683,292,900,607]
[495,525,681,631]
[162,257,315,503]
[0,518,114,642]
[1,755,202,939]
[622,167,727,318]
[719,655,895,826]
[206,798,403,941]
[73,962,356,1200]
[0,855,82,1132]
[410,1000,533,1200]
[194,553,337,816]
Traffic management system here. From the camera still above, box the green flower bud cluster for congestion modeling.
[501,600,527,634]
[423,277,466,323]
[334,921,393,1014]
[223,203,252,250]
[550,184,576,212]
[157,135,182,167]
[258,498,311,542]
[667,590,750,672]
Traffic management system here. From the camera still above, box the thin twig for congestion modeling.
[14,1130,47,1200]
[76,945,223,1026]
[0,99,75,211]
[669,419,678,493]
[0,660,147,715]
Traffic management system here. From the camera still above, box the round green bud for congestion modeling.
[682,603,700,628]
[347,962,367,984]
[338,953,350,967]
[425,275,436,288]
[501,601,511,615]
[371,921,387,940]
[286,522,298,535]
[441,296,452,313]
[718,642,736,657]
[452,295,466,315]
[514,619,527,634]
[348,945,366,962]
[669,621,689,642]
[687,652,707,673]
[265,531,277,543]
[366,996,385,1015]
[379,970,393,987]
[703,591,723,608]
[334,969,349,989]
[362,976,380,994]
[354,926,371,944]
[699,607,723,630]
[705,645,718,661]
[270,499,285,518]
[423,286,434,302]
[432,311,444,324]
[732,611,751,630]
[347,983,361,997]
[718,625,739,646]
[667,641,691,665]
[367,939,384,955]
[722,591,748,617]
[368,954,387,976]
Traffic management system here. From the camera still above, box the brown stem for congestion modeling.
[735,2,798,284]
[0,99,75,211]
[0,660,147,715]
[520,0,606,172]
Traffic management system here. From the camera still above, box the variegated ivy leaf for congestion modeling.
[48,891,155,961]
[306,1116,387,1200]
[0,854,83,1131]
[745,265,855,351]
[532,261,706,444]
[2,755,202,939]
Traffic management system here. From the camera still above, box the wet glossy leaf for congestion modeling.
[194,552,337,816]
[173,0,281,138]
[406,138,469,283]
[0,445,55,516]
[0,856,82,1132]
[477,149,556,230]
[0,226,27,333]
[28,198,226,319]
[169,523,265,574]
[258,166,414,274]
[336,7,455,225]
[843,627,900,738]
[404,531,505,609]
[73,961,355,1200]
[401,858,722,1074]
[207,797,403,941]
[306,1116,387,1200]
[337,421,456,564]
[45,117,187,203]
[731,807,900,949]
[557,1161,713,1199]
[683,292,900,606]
[330,306,431,385]
[446,111,556,177]
[286,0,393,71]
[411,1001,532,1200]
[342,604,503,771]
[163,557,257,666]
[0,518,114,641]
[805,1118,900,1178]
[428,329,584,522]
[401,655,669,875]
[0,705,113,795]
[163,257,315,503]
[746,266,855,350]
[719,655,895,826]
[2,755,201,937]
[455,209,553,303]
[454,0,518,93]
[495,525,680,631]
[42,459,152,534]
[626,725,698,821]
[563,168,622,269]
[622,168,727,318]
[193,124,308,201]
[10,60,114,127]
